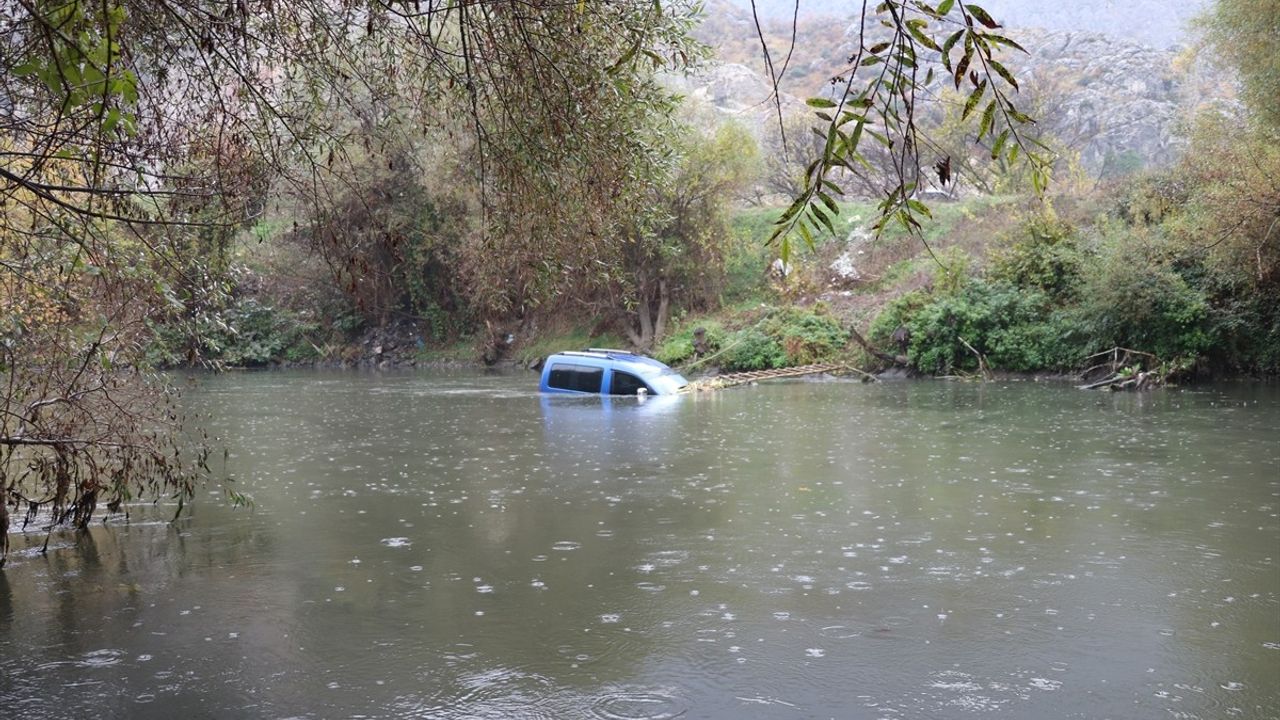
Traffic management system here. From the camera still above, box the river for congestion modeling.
[2,372,1277,718]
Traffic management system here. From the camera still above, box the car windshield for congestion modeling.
[646,370,688,394]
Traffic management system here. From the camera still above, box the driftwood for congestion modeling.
[1077,347,1165,391]
[690,363,854,391]
[1078,371,1161,391]
[958,336,993,381]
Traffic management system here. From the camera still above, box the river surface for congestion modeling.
[2,372,1278,719]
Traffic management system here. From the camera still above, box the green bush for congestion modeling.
[655,320,726,365]
[872,281,1085,374]
[868,290,927,348]
[989,212,1085,301]
[1078,244,1213,361]
[760,306,848,365]
[721,328,786,371]
[986,308,1088,371]
[929,246,975,297]
[146,297,321,368]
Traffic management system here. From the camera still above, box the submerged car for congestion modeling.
[538,349,689,396]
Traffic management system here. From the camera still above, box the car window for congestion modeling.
[609,370,651,396]
[547,363,603,393]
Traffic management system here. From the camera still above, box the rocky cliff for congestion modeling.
[686,2,1235,179]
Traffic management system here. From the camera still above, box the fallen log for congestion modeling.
[1078,370,1161,391]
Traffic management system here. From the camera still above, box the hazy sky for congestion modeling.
[728,0,1209,47]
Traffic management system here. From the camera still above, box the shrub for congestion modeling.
[928,246,974,297]
[760,306,848,365]
[721,328,786,371]
[872,281,1085,374]
[146,296,321,368]
[654,320,726,366]
[989,211,1084,301]
[868,290,928,348]
[1079,239,1213,361]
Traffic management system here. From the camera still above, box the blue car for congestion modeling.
[539,349,690,396]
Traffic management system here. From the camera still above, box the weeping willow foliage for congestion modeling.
[0,0,704,562]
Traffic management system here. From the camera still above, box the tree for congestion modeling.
[750,1,1050,260]
[1204,0,1280,132]
[0,0,704,564]
[623,122,760,350]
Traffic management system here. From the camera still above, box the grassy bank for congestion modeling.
[157,178,1277,381]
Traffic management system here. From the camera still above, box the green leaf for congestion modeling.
[989,59,1019,90]
[806,97,837,108]
[847,118,865,152]
[990,128,1009,159]
[810,205,836,235]
[954,49,971,89]
[937,0,955,14]
[941,30,963,71]
[1007,104,1034,124]
[817,191,840,215]
[102,108,122,134]
[966,4,1001,28]
[978,99,997,138]
[907,24,941,52]
[798,221,815,250]
[961,79,987,120]
[985,33,1028,53]
[906,198,933,218]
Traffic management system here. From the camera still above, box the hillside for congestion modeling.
[722,0,1210,48]
[689,0,1235,177]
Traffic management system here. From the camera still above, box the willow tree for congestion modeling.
[0,0,703,563]
[752,1,1050,261]
[1,0,1043,564]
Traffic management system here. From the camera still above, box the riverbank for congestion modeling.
[156,179,1278,381]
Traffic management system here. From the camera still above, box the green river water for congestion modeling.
[1,372,1277,719]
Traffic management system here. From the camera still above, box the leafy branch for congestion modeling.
[763,0,1052,263]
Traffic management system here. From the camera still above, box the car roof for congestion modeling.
[548,350,675,375]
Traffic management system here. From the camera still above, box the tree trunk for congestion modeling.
[628,276,665,352]
[653,279,669,343]
[849,326,909,366]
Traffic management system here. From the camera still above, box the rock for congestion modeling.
[685,8,1234,183]
[828,225,873,287]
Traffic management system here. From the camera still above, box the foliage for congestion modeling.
[148,294,322,368]
[615,121,760,350]
[988,210,1084,301]
[915,280,1086,373]
[767,0,1048,261]
[1092,110,1280,373]
[657,306,845,370]
[760,306,849,365]
[289,130,473,334]
[1078,229,1213,362]
[513,327,629,367]
[0,0,708,554]
[722,329,787,371]
[1203,0,1280,131]
[928,246,975,297]
[655,320,728,366]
